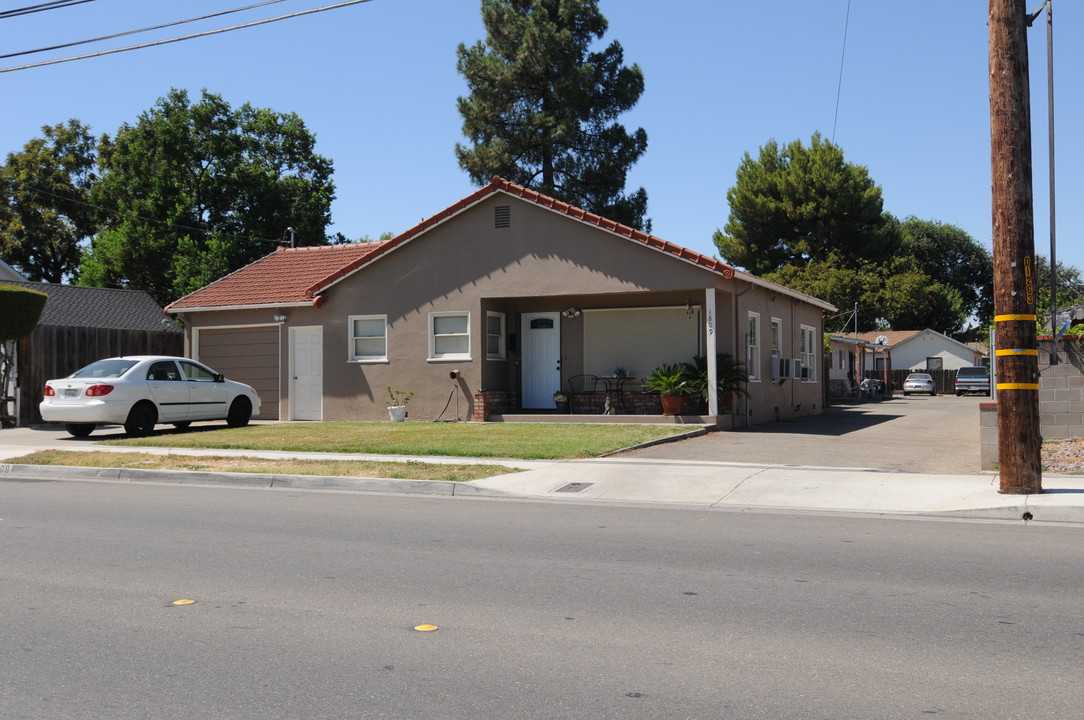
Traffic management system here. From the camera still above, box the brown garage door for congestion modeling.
[197,326,279,420]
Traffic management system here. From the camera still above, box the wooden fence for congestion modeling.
[14,325,183,426]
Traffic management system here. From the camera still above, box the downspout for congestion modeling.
[733,281,753,428]
[705,287,718,416]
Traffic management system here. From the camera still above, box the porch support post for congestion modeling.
[705,288,718,416]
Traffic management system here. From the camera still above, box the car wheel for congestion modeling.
[172,421,192,430]
[931,390,936,396]
[124,402,157,437]
[903,391,909,396]
[226,397,252,428]
[65,423,95,438]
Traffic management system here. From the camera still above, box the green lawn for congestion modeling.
[104,421,703,459]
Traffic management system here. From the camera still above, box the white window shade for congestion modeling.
[582,308,700,380]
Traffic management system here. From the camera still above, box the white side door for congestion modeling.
[290,326,323,421]
[521,312,561,409]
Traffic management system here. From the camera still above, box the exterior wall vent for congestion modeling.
[494,205,511,229]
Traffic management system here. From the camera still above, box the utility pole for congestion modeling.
[989,0,1043,493]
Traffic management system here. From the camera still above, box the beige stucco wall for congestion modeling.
[178,193,828,424]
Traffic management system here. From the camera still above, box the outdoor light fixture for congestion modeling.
[273,313,288,323]
[562,307,582,319]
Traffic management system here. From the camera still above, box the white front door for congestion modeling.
[290,326,323,420]
[521,312,561,409]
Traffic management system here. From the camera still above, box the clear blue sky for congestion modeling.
[2,0,1080,275]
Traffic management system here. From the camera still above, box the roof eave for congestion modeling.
[166,300,314,314]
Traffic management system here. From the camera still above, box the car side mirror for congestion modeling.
[214,373,224,383]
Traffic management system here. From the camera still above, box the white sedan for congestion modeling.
[40,355,261,438]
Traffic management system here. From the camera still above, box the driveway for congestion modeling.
[623,394,985,474]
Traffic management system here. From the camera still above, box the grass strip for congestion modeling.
[10,450,523,483]
[103,421,699,459]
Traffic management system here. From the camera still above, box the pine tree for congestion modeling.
[456,0,649,229]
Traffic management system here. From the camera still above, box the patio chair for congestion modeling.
[567,374,599,414]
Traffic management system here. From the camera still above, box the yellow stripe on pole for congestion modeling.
[996,383,1040,390]
[995,349,1038,356]
[993,314,1037,322]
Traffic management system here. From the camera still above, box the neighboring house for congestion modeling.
[166,177,835,425]
[827,335,893,398]
[853,329,985,371]
[0,259,28,282]
[9,282,183,426]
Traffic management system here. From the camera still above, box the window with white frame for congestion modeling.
[800,325,817,380]
[486,312,506,360]
[429,311,470,360]
[349,315,387,362]
[747,312,761,381]
[770,317,782,357]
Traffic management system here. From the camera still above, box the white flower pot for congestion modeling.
[388,405,407,422]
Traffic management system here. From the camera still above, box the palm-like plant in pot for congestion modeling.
[685,354,749,413]
[642,363,690,415]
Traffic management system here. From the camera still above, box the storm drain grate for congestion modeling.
[554,482,594,493]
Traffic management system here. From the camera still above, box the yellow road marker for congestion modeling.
[413,624,439,632]
[171,599,196,606]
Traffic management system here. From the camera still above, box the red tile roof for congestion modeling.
[166,242,391,311]
[167,177,794,312]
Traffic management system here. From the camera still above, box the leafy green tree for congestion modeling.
[767,255,967,334]
[899,216,992,324]
[873,258,967,334]
[1033,255,1084,332]
[81,89,335,304]
[456,0,649,229]
[0,120,99,282]
[714,133,895,275]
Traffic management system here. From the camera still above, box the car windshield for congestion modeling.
[958,367,988,377]
[70,358,139,379]
[909,374,932,381]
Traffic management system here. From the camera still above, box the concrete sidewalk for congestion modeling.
[0,427,1080,523]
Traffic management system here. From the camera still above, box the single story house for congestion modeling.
[853,329,984,371]
[166,178,835,425]
[827,335,893,398]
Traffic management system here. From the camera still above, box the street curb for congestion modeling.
[1,463,514,498]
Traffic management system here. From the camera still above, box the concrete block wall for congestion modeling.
[1037,339,1084,440]
[981,339,1084,469]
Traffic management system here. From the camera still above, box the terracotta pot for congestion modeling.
[660,393,684,416]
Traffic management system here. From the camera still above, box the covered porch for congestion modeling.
[476,286,740,423]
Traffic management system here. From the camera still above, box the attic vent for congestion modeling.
[494,205,511,229]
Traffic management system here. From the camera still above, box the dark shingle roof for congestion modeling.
[0,281,180,332]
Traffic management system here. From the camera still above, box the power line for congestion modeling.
[0,0,376,74]
[0,0,97,21]
[0,0,289,61]
[831,0,852,143]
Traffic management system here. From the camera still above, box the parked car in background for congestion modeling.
[40,356,261,437]
[903,372,937,396]
[954,366,991,396]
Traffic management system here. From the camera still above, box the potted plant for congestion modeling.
[642,363,690,415]
[685,354,749,413]
[553,390,570,414]
[386,386,415,422]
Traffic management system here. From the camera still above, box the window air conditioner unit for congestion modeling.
[773,357,804,380]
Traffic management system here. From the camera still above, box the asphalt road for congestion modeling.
[3,477,1079,719]
[626,394,986,474]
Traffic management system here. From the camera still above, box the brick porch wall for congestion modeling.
[472,389,518,422]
